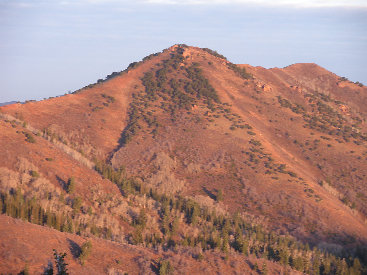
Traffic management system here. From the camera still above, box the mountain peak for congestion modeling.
[1,45,367,274]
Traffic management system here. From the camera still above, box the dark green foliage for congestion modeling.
[141,72,158,100]
[101,93,115,103]
[201,48,227,60]
[127,62,138,70]
[131,226,144,245]
[142,51,160,62]
[280,92,367,143]
[0,189,84,235]
[339,76,349,81]
[249,139,262,147]
[227,63,251,79]
[53,249,68,275]
[30,170,40,178]
[185,63,220,104]
[24,131,36,143]
[277,96,292,109]
[117,46,223,146]
[44,262,54,275]
[66,177,76,194]
[72,197,82,213]
[79,240,92,265]
[105,71,121,80]
[159,259,174,275]
[119,103,141,145]
[93,159,367,274]
[355,81,363,87]
[135,208,147,229]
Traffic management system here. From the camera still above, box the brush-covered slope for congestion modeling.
[3,214,287,274]
[1,44,367,274]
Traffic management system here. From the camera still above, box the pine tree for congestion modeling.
[67,177,76,194]
[190,204,199,225]
[159,259,173,275]
[312,256,320,275]
[242,239,249,256]
[72,197,82,213]
[351,258,362,275]
[221,232,229,253]
[137,208,147,228]
[53,250,68,275]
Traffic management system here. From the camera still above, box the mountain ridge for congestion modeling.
[1,44,366,274]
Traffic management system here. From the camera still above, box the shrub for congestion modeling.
[250,139,262,146]
[216,189,223,202]
[30,170,39,178]
[24,132,35,143]
[67,177,76,194]
[79,240,92,265]
[227,63,251,79]
[196,253,204,261]
[339,76,348,81]
[288,171,297,178]
[201,48,227,60]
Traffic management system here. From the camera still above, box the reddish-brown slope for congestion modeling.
[1,45,366,250]
[0,117,118,201]
[105,46,367,246]
[0,49,173,159]
[0,215,291,274]
[243,63,367,118]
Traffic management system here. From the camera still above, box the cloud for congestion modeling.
[143,0,367,8]
[2,0,367,8]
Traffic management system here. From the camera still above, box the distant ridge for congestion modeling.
[0,101,17,107]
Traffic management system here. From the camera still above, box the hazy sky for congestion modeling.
[0,0,366,102]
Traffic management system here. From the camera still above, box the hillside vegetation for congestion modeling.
[0,44,367,274]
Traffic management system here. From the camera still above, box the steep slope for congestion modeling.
[106,45,367,246]
[1,44,367,274]
[0,50,169,159]
[2,215,282,274]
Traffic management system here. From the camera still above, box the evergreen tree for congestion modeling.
[312,256,320,275]
[159,259,173,275]
[137,208,147,228]
[351,258,362,275]
[53,250,68,275]
[67,177,76,194]
[72,197,82,213]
